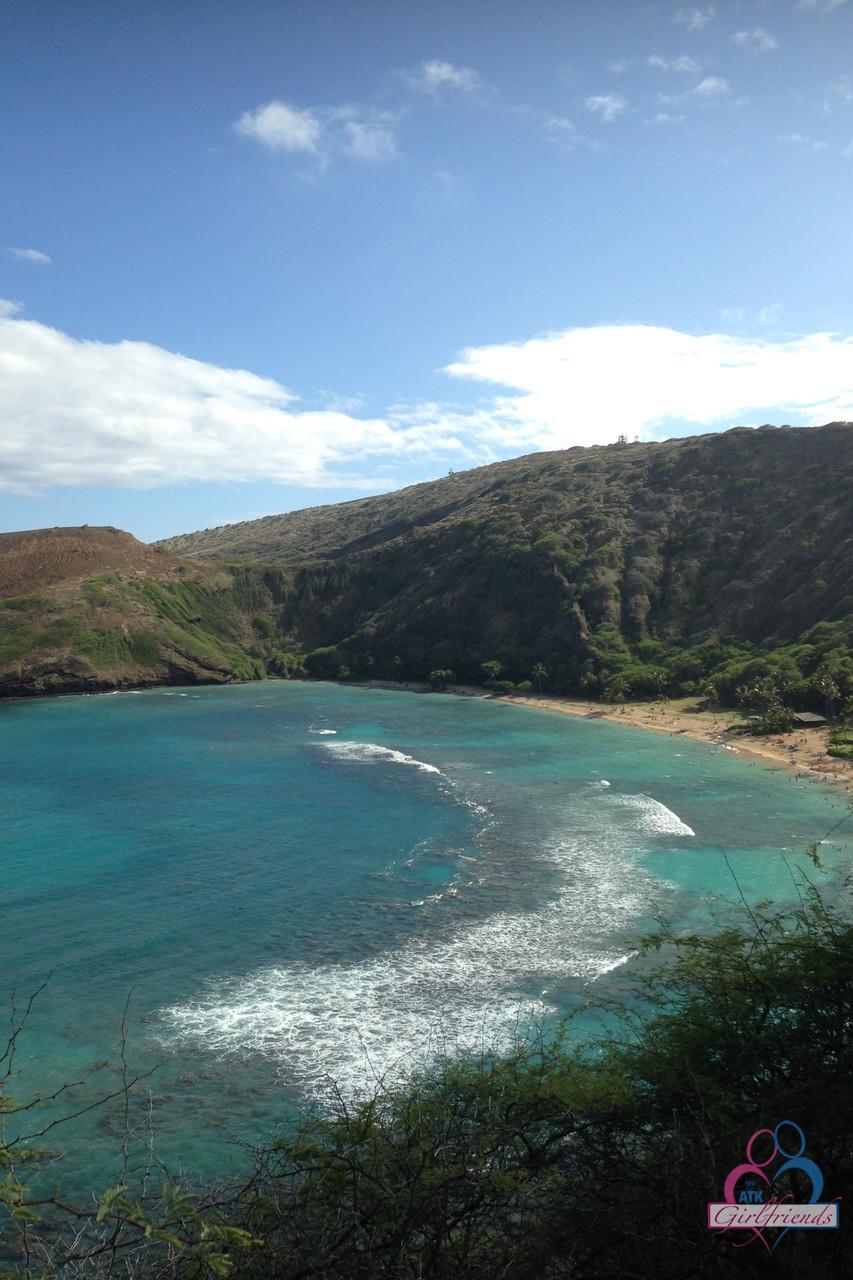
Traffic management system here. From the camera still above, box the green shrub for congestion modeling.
[128,630,162,666]
[3,881,853,1278]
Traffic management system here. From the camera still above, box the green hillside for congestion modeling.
[0,527,271,696]
[2,424,852,708]
[160,421,853,709]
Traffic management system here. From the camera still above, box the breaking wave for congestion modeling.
[318,741,442,775]
[609,793,695,837]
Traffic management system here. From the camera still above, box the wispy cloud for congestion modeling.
[341,117,398,163]
[795,1,847,12]
[654,112,686,124]
[832,75,853,102]
[673,7,716,31]
[731,28,778,52]
[541,114,583,149]
[584,94,627,123]
[778,131,829,151]
[757,303,784,325]
[404,60,481,93]
[723,303,784,326]
[7,246,52,265]
[647,54,702,73]
[508,104,586,153]
[693,76,730,97]
[233,100,399,167]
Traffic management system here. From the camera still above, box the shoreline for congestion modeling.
[4,673,851,801]
[503,693,852,800]
[359,679,852,800]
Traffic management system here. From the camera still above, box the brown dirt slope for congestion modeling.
[0,526,177,597]
[0,527,264,697]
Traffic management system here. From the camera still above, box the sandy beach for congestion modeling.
[499,692,852,800]
[360,679,851,800]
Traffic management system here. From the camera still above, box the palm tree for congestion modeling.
[481,660,503,687]
[531,662,548,694]
[817,670,840,720]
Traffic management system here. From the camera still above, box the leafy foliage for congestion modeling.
[3,883,853,1277]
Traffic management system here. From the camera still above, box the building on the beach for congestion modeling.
[791,711,828,727]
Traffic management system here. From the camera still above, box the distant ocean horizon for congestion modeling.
[2,682,850,1190]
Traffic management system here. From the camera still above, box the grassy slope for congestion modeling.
[0,529,283,696]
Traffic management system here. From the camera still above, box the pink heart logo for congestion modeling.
[721,1127,777,1255]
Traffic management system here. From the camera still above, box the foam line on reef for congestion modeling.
[318,740,443,774]
[160,798,677,1098]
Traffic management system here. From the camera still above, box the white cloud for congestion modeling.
[584,94,627,123]
[0,306,463,493]
[341,118,398,163]
[844,138,853,157]
[405,60,481,93]
[608,59,630,74]
[7,247,52,265]
[234,101,323,153]
[655,112,686,124]
[233,100,398,168]
[673,7,716,31]
[694,76,730,97]
[443,325,853,451]
[647,54,701,72]
[2,308,852,492]
[731,27,778,52]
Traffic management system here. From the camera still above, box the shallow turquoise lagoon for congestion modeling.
[1,682,850,1189]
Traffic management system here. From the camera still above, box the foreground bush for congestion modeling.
[3,876,852,1278]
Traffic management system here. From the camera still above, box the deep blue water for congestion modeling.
[1,681,850,1191]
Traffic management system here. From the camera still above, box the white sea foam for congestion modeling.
[609,793,695,837]
[161,822,656,1097]
[596,950,638,975]
[308,727,337,735]
[161,776,693,1098]
[320,741,442,774]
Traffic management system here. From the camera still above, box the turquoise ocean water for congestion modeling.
[1,681,850,1192]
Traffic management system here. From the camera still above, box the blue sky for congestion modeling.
[2,0,852,541]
